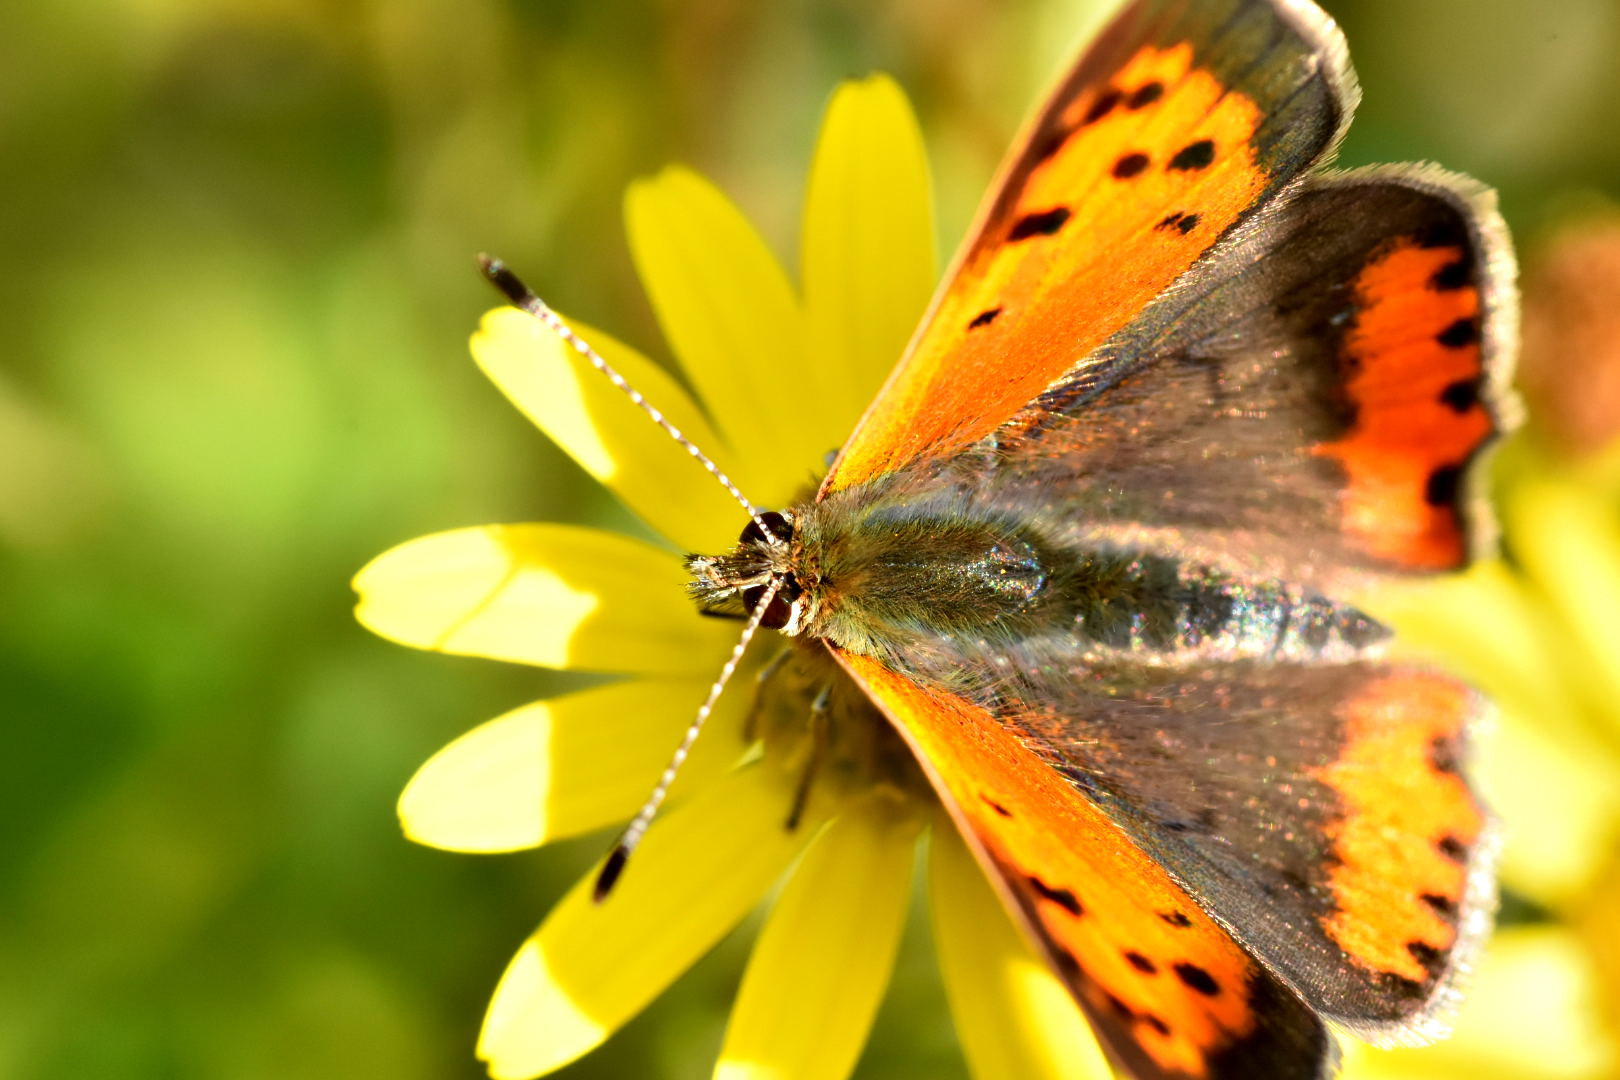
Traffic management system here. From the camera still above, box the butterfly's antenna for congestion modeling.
[593,579,781,902]
[478,255,781,542]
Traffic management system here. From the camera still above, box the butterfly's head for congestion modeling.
[686,509,824,635]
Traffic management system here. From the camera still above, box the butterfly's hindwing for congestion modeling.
[835,651,1335,1080]
[999,657,1492,1039]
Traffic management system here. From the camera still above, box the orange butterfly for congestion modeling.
[483,0,1512,1076]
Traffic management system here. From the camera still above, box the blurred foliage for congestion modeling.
[3,1,1618,1078]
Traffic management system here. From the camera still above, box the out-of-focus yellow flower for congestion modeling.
[352,76,1112,1080]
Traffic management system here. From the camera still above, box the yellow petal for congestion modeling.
[802,75,938,431]
[1478,703,1620,907]
[715,799,921,1080]
[398,677,752,852]
[1341,926,1617,1080]
[624,166,821,504]
[1507,470,1620,733]
[352,523,736,674]
[471,306,747,553]
[478,764,823,1079]
[928,819,1111,1080]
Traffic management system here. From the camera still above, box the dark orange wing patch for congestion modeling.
[1310,671,1488,991]
[834,650,1331,1080]
[823,0,1352,495]
[1313,236,1495,570]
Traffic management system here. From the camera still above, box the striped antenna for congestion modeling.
[476,255,792,901]
[593,579,782,902]
[478,255,782,543]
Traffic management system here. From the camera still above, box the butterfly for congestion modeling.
[493,0,1511,1076]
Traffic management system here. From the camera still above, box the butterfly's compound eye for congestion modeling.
[744,574,802,630]
[739,511,792,547]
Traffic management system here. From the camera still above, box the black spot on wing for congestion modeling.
[1407,940,1445,973]
[1082,87,1124,125]
[1127,81,1164,108]
[1430,257,1472,291]
[968,307,1003,330]
[1009,207,1071,241]
[1440,378,1479,412]
[1437,317,1480,348]
[1173,962,1220,996]
[1027,874,1085,916]
[1424,464,1463,508]
[1421,892,1457,917]
[1157,211,1201,235]
[980,792,1013,815]
[1161,910,1193,928]
[1113,152,1150,179]
[1167,139,1216,171]
[1124,950,1158,974]
[1437,834,1468,862]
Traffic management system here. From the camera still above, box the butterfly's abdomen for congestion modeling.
[1055,550,1390,664]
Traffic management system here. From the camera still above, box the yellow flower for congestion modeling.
[353,76,1111,1080]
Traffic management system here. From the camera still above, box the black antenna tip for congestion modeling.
[477,253,535,308]
[593,843,631,903]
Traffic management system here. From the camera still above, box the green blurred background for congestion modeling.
[5,1,1618,1078]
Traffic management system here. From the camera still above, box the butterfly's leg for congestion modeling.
[742,645,793,744]
[785,682,833,831]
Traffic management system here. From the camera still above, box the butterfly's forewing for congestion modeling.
[823,0,1354,495]
[835,651,1335,1080]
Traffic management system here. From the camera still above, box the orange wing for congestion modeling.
[834,651,1333,1080]
[822,0,1354,494]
